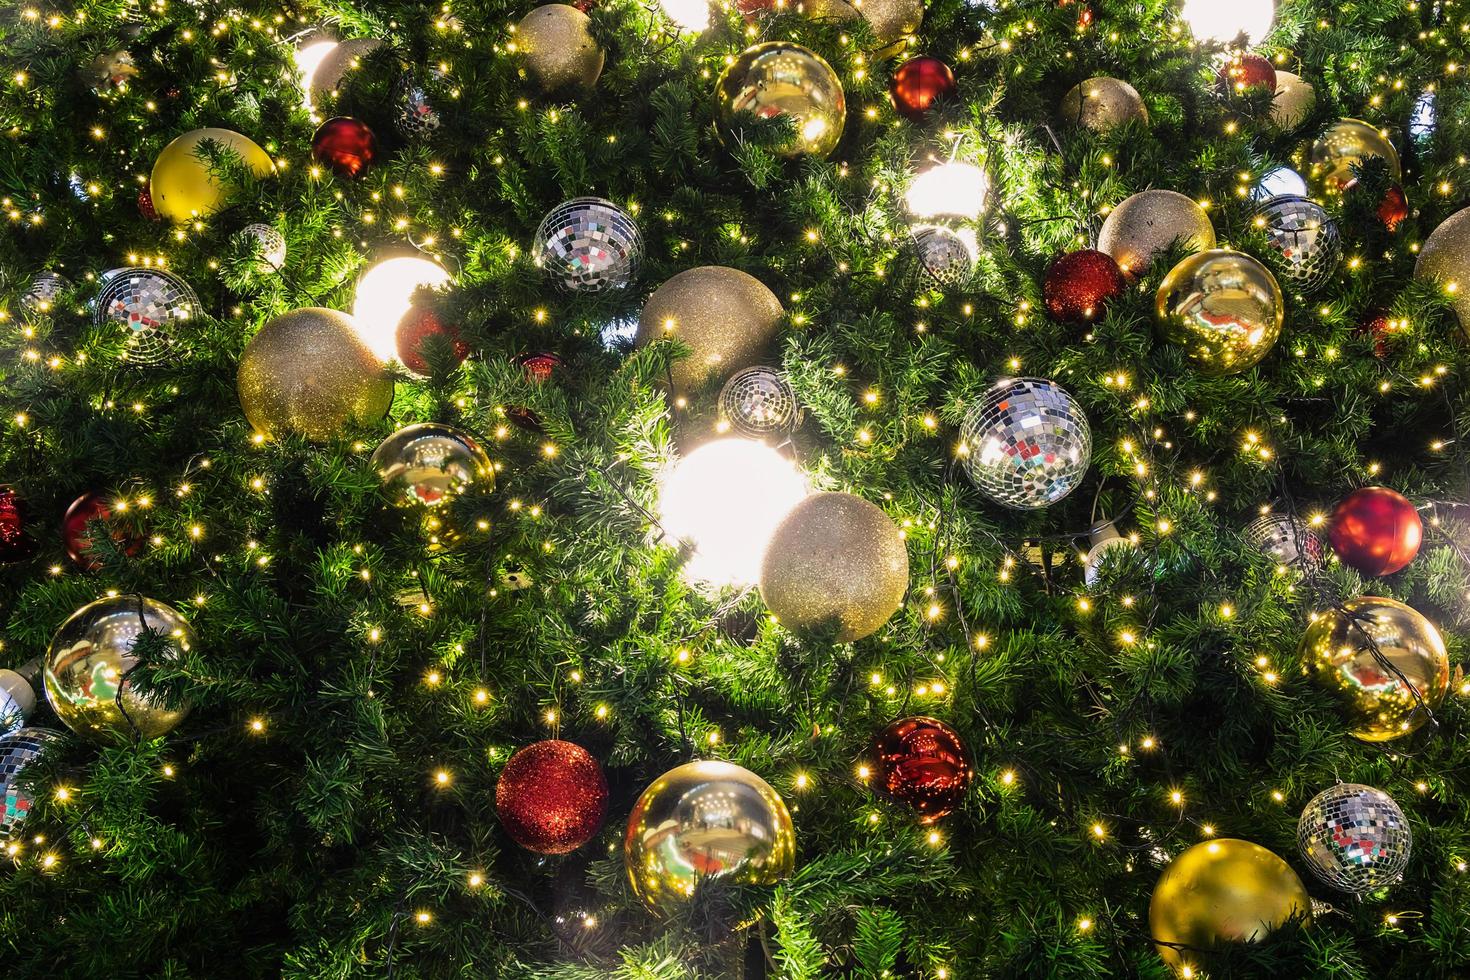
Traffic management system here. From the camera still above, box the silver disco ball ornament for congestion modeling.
[393,71,441,138]
[1256,195,1342,294]
[238,223,286,273]
[912,226,974,287]
[1243,512,1324,569]
[21,271,70,319]
[94,267,200,367]
[960,378,1092,510]
[1297,783,1411,894]
[718,365,800,438]
[533,197,642,292]
[1,727,60,838]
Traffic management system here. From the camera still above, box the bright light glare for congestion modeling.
[905,162,988,221]
[1251,166,1308,203]
[1180,0,1274,44]
[351,256,452,363]
[658,439,807,587]
[294,41,339,109]
[660,0,709,32]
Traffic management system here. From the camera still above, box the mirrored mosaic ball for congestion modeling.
[393,71,441,138]
[94,267,200,367]
[1297,783,1411,894]
[21,271,70,318]
[913,226,974,287]
[1244,513,1324,569]
[1256,195,1342,294]
[240,223,286,272]
[533,197,642,292]
[718,365,800,438]
[961,378,1092,510]
[1,727,59,838]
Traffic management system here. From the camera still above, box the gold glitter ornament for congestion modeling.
[1059,77,1148,133]
[716,42,846,158]
[1097,190,1215,277]
[1300,596,1449,742]
[1155,249,1284,375]
[799,0,921,55]
[237,308,393,442]
[516,4,604,94]
[1415,207,1470,336]
[636,266,784,393]
[759,491,908,642]
[1307,118,1401,197]
[1270,70,1316,131]
[150,128,275,224]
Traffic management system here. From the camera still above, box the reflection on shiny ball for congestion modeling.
[533,197,643,293]
[94,267,200,367]
[961,378,1091,510]
[718,366,801,438]
[1308,118,1401,196]
[1255,195,1342,294]
[1243,513,1323,569]
[371,422,493,508]
[716,42,846,158]
[1297,783,1411,894]
[1155,250,1283,375]
[912,226,976,287]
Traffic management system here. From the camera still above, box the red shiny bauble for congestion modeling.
[1056,0,1092,29]
[520,352,562,384]
[0,486,36,564]
[868,716,972,823]
[137,184,159,221]
[1378,185,1409,231]
[312,117,377,178]
[62,492,142,570]
[1217,53,1277,96]
[890,57,957,121]
[570,0,597,10]
[1043,249,1126,324]
[1329,486,1423,576]
[395,307,469,375]
[495,740,609,854]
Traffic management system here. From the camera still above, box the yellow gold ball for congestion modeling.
[636,266,784,393]
[1415,207,1470,337]
[1097,190,1215,277]
[716,42,846,158]
[516,4,604,93]
[1059,77,1149,133]
[1155,249,1284,375]
[1308,118,1401,197]
[150,127,274,224]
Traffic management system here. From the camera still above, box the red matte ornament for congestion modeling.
[312,117,378,178]
[520,352,562,383]
[137,184,159,221]
[869,716,972,823]
[891,56,957,121]
[395,307,469,375]
[62,492,142,570]
[1043,249,1126,325]
[1377,185,1409,231]
[1217,53,1277,96]
[1328,486,1423,576]
[0,486,36,564]
[495,740,609,854]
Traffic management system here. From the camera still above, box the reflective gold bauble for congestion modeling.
[624,760,795,908]
[307,37,384,108]
[43,595,196,742]
[1308,118,1401,197]
[1150,839,1311,976]
[716,42,846,158]
[1097,190,1215,277]
[516,4,604,93]
[1300,596,1449,742]
[759,491,908,642]
[150,128,274,224]
[1270,70,1316,131]
[1059,77,1148,133]
[636,266,784,393]
[237,308,393,441]
[800,0,921,54]
[371,422,493,549]
[1415,207,1470,336]
[1155,249,1284,375]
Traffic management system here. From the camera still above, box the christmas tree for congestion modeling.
[2,0,1470,974]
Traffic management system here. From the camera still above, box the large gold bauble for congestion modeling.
[307,37,384,107]
[150,128,274,224]
[1059,76,1148,133]
[759,491,908,642]
[1308,118,1401,197]
[636,266,784,393]
[1300,596,1449,742]
[1270,70,1316,131]
[716,42,846,158]
[799,0,921,54]
[43,595,196,743]
[1415,207,1470,336]
[516,4,604,93]
[237,308,393,442]
[1150,839,1311,976]
[1155,249,1284,375]
[624,760,795,908]
[1097,190,1215,277]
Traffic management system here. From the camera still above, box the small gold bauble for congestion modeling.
[307,37,384,107]
[1415,207,1470,336]
[1308,118,1401,197]
[44,595,196,742]
[799,0,921,54]
[237,308,393,442]
[516,4,604,93]
[636,266,784,393]
[759,491,908,642]
[1150,839,1311,976]
[1059,77,1148,133]
[1270,70,1315,131]
[1097,189,1216,277]
[150,128,274,224]
[624,760,795,908]
[1300,596,1449,742]
[371,422,493,550]
[716,42,846,158]
[1155,249,1284,375]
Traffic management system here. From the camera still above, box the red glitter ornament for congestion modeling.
[395,307,469,375]
[1043,249,1126,325]
[1328,486,1423,576]
[1377,185,1409,231]
[62,492,142,571]
[520,352,562,384]
[1217,53,1277,96]
[137,184,159,221]
[868,716,972,823]
[0,486,36,564]
[311,117,378,178]
[495,740,609,854]
[890,57,957,121]
[1056,0,1092,29]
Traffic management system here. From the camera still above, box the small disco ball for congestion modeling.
[1,728,59,838]
[912,226,974,287]
[238,223,286,272]
[20,271,70,319]
[1243,512,1324,569]
[533,197,642,292]
[961,378,1092,510]
[93,267,200,367]
[1297,783,1411,894]
[1256,195,1343,294]
[718,365,800,438]
[393,71,441,138]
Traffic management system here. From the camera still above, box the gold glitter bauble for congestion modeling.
[1308,118,1401,197]
[1415,207,1470,336]
[150,128,274,224]
[625,760,795,908]
[716,42,846,158]
[800,0,921,54]
[1150,839,1311,976]
[1300,596,1449,742]
[237,308,393,441]
[1270,70,1315,131]
[1155,249,1284,375]
[43,595,196,743]
[1059,77,1148,133]
[1097,190,1215,277]
[308,37,384,107]
[759,491,908,642]
[636,266,784,392]
[516,4,604,93]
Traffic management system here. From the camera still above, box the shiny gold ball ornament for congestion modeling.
[149,128,275,224]
[1300,596,1449,742]
[716,42,846,158]
[624,760,795,908]
[636,266,784,393]
[1150,839,1311,976]
[759,491,908,642]
[371,422,493,549]
[1270,70,1316,131]
[1415,207,1470,336]
[1059,77,1148,133]
[1155,249,1284,375]
[1097,190,1216,277]
[1308,118,1401,197]
[43,595,196,742]
[799,0,921,54]
[307,37,384,108]
[237,308,393,441]
[516,4,604,94]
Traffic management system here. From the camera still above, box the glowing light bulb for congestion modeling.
[659,0,709,32]
[351,255,452,363]
[657,438,807,587]
[1180,0,1274,45]
[294,40,339,109]
[905,162,988,221]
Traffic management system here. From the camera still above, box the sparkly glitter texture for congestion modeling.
[533,197,643,293]
[1243,513,1323,570]
[1059,76,1148,133]
[869,716,972,823]
[636,266,783,392]
[1044,249,1125,324]
[1256,195,1342,294]
[718,365,800,437]
[21,271,69,318]
[495,740,608,854]
[1308,118,1402,197]
[912,226,974,287]
[1415,207,1470,335]
[516,4,604,93]
[1270,70,1316,130]
[1328,486,1422,576]
[716,42,846,158]
[393,71,441,138]
[1,728,58,838]
[94,267,200,367]
[800,0,921,49]
[239,223,286,272]
[1155,250,1284,376]
[1297,783,1411,894]
[308,37,384,107]
[961,378,1092,510]
[0,486,36,564]
[1096,189,1215,276]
